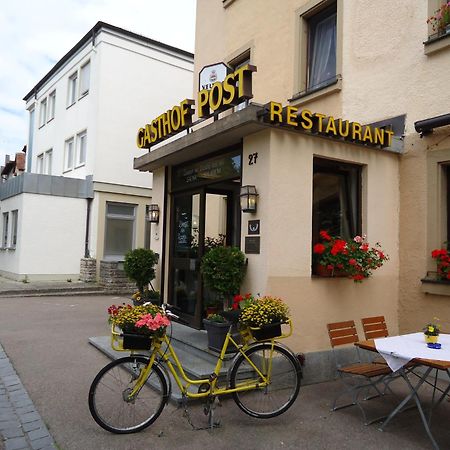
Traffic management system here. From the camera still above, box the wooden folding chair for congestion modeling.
[327,320,394,424]
[361,316,389,340]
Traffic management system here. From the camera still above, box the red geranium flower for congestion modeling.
[313,243,326,254]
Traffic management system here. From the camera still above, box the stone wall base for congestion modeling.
[99,260,135,292]
[80,258,97,282]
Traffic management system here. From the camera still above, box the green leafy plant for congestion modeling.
[200,246,246,309]
[239,296,290,328]
[124,248,159,298]
[313,230,388,282]
[205,313,227,323]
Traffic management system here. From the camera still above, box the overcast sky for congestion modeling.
[0,0,196,164]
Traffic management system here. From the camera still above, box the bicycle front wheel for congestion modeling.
[230,343,301,418]
[88,355,168,433]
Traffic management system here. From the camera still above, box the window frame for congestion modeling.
[292,0,342,104]
[10,210,18,249]
[67,72,78,107]
[45,149,53,175]
[64,137,75,172]
[228,50,251,112]
[2,212,9,248]
[79,60,90,98]
[48,90,56,122]
[104,202,137,260]
[37,153,44,174]
[312,157,362,270]
[76,130,87,167]
[39,98,47,128]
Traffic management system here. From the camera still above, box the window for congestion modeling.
[80,61,90,97]
[45,149,53,175]
[76,131,87,166]
[64,138,74,171]
[68,72,78,106]
[37,153,44,174]
[307,4,337,91]
[11,210,18,248]
[293,0,341,101]
[2,213,8,248]
[104,203,136,259]
[48,91,56,121]
[27,107,35,172]
[312,158,361,249]
[39,98,47,127]
[229,50,251,111]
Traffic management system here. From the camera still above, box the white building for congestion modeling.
[0,21,193,281]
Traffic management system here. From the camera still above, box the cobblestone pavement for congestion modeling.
[0,343,56,450]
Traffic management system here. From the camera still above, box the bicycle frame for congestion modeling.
[121,320,293,401]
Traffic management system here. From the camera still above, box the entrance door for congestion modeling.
[169,183,240,328]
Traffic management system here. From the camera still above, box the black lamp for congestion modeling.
[240,185,258,213]
[147,204,160,223]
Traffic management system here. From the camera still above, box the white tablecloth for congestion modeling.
[374,332,450,372]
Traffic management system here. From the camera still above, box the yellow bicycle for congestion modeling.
[88,306,302,434]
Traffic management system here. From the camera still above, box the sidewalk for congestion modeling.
[0,275,107,298]
[0,343,56,450]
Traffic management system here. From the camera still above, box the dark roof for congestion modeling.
[23,21,194,101]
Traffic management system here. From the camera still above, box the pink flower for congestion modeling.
[353,236,363,243]
[136,313,170,331]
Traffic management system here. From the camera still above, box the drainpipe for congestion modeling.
[84,198,92,258]
[414,113,450,137]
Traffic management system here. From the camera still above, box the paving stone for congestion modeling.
[12,399,33,409]
[15,405,34,415]
[4,437,28,450]
[1,426,24,439]
[27,428,48,441]
[18,412,40,424]
[30,436,53,450]
[0,421,18,430]
[22,421,43,433]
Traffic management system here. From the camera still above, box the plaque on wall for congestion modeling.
[248,220,260,235]
[245,236,260,254]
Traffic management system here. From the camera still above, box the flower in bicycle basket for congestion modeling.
[239,296,289,328]
[232,292,256,310]
[107,303,169,336]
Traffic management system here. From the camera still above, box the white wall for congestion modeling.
[14,193,85,279]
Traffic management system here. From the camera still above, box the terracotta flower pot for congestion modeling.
[314,264,348,278]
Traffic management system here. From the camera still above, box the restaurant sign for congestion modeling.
[137,63,394,150]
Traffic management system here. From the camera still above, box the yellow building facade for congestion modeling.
[134,0,450,362]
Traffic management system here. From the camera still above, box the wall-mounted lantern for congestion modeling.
[240,185,258,213]
[147,204,160,223]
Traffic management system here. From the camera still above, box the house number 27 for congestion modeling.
[248,152,258,165]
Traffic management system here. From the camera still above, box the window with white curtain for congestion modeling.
[307,4,337,91]
[104,203,136,259]
[37,153,44,174]
[48,91,56,121]
[80,61,90,97]
[67,72,78,106]
[39,98,47,127]
[64,138,74,171]
[76,131,87,166]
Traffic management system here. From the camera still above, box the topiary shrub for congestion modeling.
[200,246,246,309]
[124,248,159,297]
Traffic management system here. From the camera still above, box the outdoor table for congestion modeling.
[356,333,450,450]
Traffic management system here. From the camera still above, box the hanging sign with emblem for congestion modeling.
[198,62,231,91]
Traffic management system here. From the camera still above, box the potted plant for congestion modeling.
[423,320,440,344]
[431,248,450,280]
[200,246,246,310]
[312,230,388,282]
[239,296,290,341]
[427,2,450,35]
[107,303,169,349]
[124,248,159,305]
[202,313,232,352]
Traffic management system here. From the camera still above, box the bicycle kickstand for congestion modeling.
[206,396,221,430]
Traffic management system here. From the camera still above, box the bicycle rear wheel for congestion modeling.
[230,343,301,418]
[88,355,168,433]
